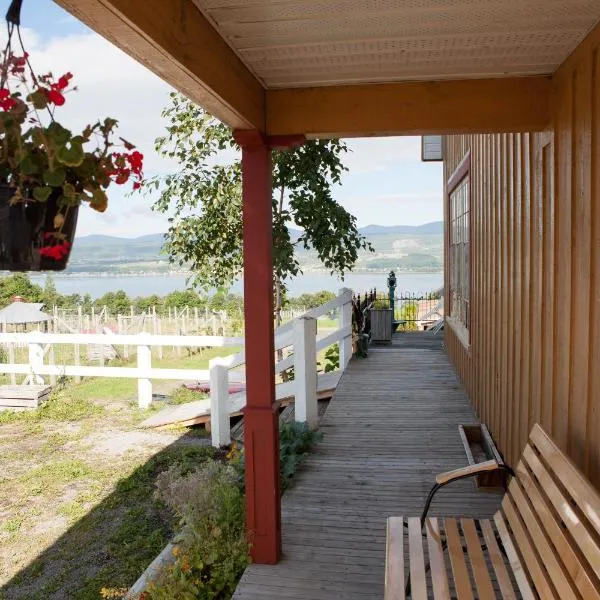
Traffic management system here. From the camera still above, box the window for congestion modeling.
[448,155,470,342]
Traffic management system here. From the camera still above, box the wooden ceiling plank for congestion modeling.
[54,0,265,130]
[266,76,552,137]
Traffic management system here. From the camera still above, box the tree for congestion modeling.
[94,290,131,315]
[41,276,60,309]
[146,93,372,324]
[0,274,42,307]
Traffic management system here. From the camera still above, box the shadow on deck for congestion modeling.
[233,331,501,599]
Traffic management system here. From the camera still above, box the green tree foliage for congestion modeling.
[287,291,336,310]
[94,290,131,314]
[41,276,60,309]
[0,274,42,307]
[146,93,372,321]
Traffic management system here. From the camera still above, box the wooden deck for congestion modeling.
[233,332,502,599]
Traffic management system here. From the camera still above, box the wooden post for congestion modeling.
[74,341,81,383]
[28,342,44,384]
[209,358,231,447]
[137,337,152,408]
[157,319,163,359]
[234,129,280,564]
[339,287,353,369]
[293,316,318,428]
[77,305,83,332]
[8,343,15,385]
[48,343,56,385]
[194,307,199,332]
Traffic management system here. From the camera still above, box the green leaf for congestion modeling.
[56,141,84,167]
[20,156,39,176]
[43,168,66,187]
[46,122,72,145]
[62,183,76,198]
[32,186,52,202]
[28,91,48,110]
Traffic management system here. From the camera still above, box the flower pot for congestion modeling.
[0,184,78,271]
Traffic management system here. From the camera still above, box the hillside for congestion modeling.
[68,223,443,274]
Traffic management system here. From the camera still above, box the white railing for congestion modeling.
[208,288,353,447]
[0,333,243,409]
[0,289,354,443]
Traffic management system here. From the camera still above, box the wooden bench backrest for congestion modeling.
[496,423,600,600]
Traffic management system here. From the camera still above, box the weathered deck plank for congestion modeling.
[233,333,501,599]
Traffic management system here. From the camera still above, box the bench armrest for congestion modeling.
[435,459,500,485]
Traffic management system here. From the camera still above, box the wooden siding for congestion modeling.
[444,22,600,487]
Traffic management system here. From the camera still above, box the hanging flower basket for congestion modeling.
[0,0,143,271]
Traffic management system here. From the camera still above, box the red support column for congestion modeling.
[233,129,280,564]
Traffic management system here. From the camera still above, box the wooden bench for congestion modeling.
[385,423,600,599]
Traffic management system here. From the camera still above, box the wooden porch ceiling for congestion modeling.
[54,0,599,136]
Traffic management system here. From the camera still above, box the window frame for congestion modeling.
[447,151,472,348]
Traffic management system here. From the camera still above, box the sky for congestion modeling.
[8,0,444,238]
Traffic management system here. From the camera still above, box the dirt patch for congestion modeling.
[84,429,179,456]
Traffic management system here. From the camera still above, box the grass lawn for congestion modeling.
[0,346,238,600]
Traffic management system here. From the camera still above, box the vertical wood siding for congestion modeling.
[443,24,600,487]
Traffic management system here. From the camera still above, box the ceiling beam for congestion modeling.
[54,0,265,130]
[266,77,552,137]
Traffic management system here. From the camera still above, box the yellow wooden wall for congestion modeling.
[444,23,600,487]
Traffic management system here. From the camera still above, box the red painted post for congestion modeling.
[233,129,281,564]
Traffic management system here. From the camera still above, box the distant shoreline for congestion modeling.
[28,269,444,279]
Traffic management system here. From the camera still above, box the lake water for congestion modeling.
[30,271,444,299]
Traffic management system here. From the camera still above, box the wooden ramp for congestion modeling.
[139,371,342,429]
[232,333,502,600]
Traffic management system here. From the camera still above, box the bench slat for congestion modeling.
[426,518,451,600]
[530,424,600,539]
[461,518,495,600]
[516,458,600,600]
[502,495,558,599]
[445,518,474,600]
[523,443,600,580]
[408,517,427,600]
[480,519,517,600]
[385,517,405,600]
[509,477,578,600]
[494,511,536,600]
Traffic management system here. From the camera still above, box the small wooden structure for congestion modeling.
[459,423,505,490]
[0,384,52,410]
[371,308,393,343]
[386,424,600,599]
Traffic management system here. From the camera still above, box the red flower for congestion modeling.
[46,89,65,106]
[0,88,15,111]
[132,181,141,190]
[55,72,73,90]
[40,240,70,260]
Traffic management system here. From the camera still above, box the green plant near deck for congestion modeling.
[279,422,323,491]
[146,461,249,600]
[323,343,339,373]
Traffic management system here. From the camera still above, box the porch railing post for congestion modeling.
[209,358,231,447]
[339,287,352,369]
[137,336,152,409]
[28,342,44,384]
[294,316,318,429]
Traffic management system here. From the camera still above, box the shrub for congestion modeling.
[147,462,249,600]
[323,344,339,372]
[279,422,323,491]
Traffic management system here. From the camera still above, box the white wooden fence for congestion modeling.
[0,333,243,408]
[0,289,354,443]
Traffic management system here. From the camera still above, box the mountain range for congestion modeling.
[67,222,444,274]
